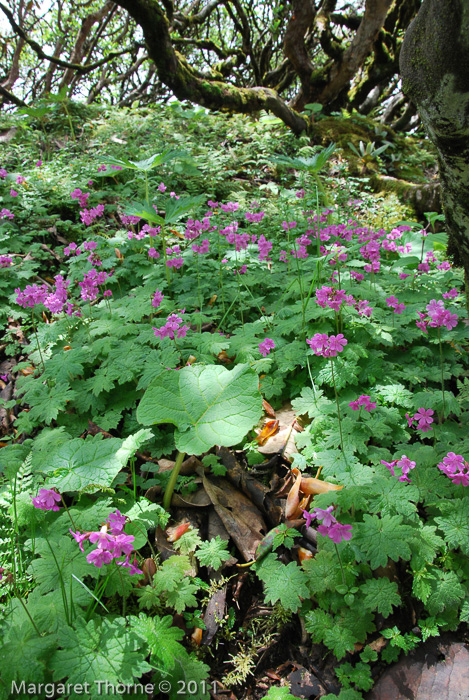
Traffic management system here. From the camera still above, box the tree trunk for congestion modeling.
[400,0,469,275]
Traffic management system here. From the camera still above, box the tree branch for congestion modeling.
[0,2,133,75]
[113,0,308,133]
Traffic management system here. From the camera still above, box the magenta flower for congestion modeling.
[414,407,434,432]
[152,289,164,308]
[437,453,469,486]
[311,506,336,527]
[148,248,160,259]
[32,489,62,511]
[70,530,90,553]
[153,310,189,340]
[10,189,18,197]
[323,522,353,544]
[258,338,275,357]
[349,395,376,412]
[443,288,458,300]
[107,509,126,535]
[87,548,114,567]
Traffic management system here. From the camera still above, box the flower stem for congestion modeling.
[163,451,186,511]
[334,543,346,587]
[438,327,446,418]
[330,359,345,456]
[60,496,77,530]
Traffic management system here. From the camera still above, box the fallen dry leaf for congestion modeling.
[255,420,280,446]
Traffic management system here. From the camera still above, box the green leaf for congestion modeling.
[131,614,185,670]
[263,687,297,700]
[426,571,465,615]
[28,535,99,595]
[137,363,262,454]
[50,617,151,694]
[353,514,413,569]
[435,500,469,555]
[40,431,150,493]
[360,578,401,617]
[1,623,56,686]
[255,553,309,612]
[196,536,231,569]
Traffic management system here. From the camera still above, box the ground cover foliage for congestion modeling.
[0,103,468,700]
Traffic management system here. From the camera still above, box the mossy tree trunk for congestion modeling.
[400,0,469,277]
[113,0,308,135]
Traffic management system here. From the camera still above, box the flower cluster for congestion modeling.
[153,310,189,339]
[0,255,13,267]
[258,338,275,357]
[258,234,273,261]
[31,488,62,511]
[152,289,164,308]
[80,204,105,226]
[0,208,14,220]
[315,286,354,312]
[71,188,90,208]
[15,283,49,308]
[349,395,376,412]
[386,296,406,314]
[192,239,210,255]
[166,245,183,269]
[78,269,110,301]
[302,506,353,544]
[437,452,469,486]
[417,299,458,332]
[381,455,416,483]
[70,509,142,573]
[307,333,347,358]
[64,242,82,257]
[406,408,434,433]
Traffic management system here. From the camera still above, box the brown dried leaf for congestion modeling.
[255,420,279,446]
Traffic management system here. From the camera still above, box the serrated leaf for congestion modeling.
[360,578,401,617]
[196,536,231,569]
[255,553,309,611]
[353,514,413,569]
[50,617,151,694]
[137,363,262,454]
[131,613,185,670]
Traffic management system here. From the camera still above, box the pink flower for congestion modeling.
[259,338,275,357]
[107,509,126,535]
[16,175,26,185]
[70,530,90,553]
[148,248,160,259]
[438,453,469,486]
[414,407,434,432]
[152,289,164,308]
[325,522,353,544]
[311,506,336,527]
[10,189,18,197]
[349,395,376,412]
[327,334,348,357]
[32,489,62,511]
[87,548,114,567]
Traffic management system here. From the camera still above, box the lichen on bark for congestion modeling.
[400,0,469,276]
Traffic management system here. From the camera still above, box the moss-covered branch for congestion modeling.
[113,0,308,134]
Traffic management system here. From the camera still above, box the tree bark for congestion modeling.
[400,0,469,274]
[113,0,308,134]
[313,0,393,106]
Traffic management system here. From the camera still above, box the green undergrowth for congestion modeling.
[0,103,467,700]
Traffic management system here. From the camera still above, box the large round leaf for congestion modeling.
[137,364,262,454]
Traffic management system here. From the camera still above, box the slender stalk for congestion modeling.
[330,359,345,456]
[12,579,42,636]
[438,327,446,417]
[334,543,346,587]
[196,255,202,334]
[163,451,186,511]
[60,496,77,530]
[31,311,45,371]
